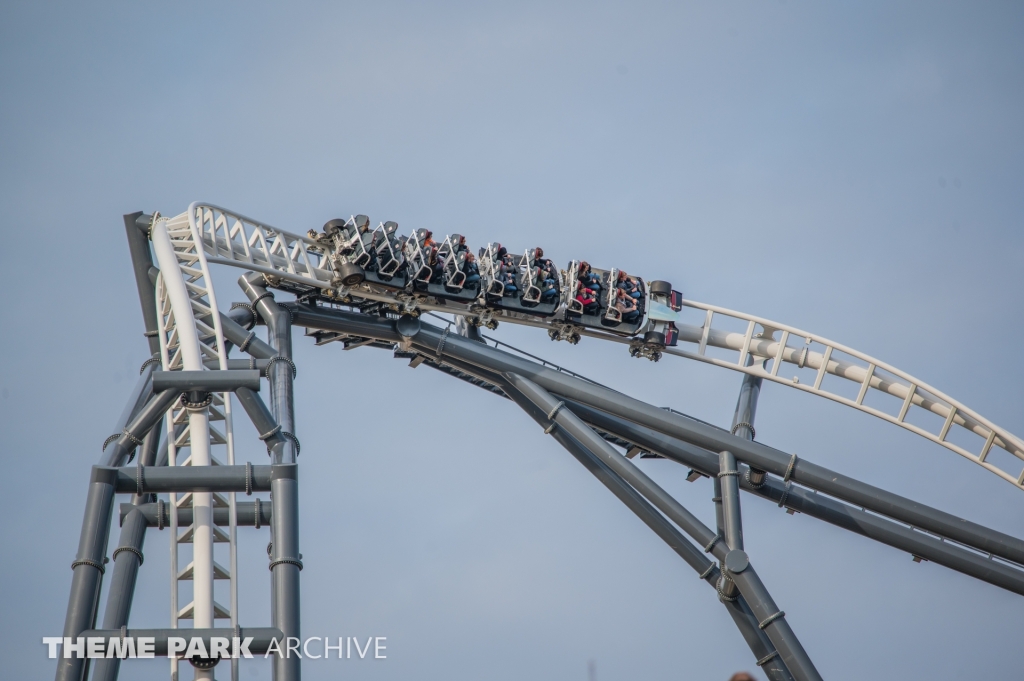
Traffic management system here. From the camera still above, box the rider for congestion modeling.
[498,247,519,296]
[463,252,481,288]
[616,270,642,299]
[615,287,639,323]
[576,281,599,315]
[533,247,559,303]
[578,261,602,292]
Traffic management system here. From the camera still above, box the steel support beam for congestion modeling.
[382,315,1024,566]
[103,389,181,468]
[240,274,297,464]
[565,399,1024,595]
[235,387,289,461]
[123,212,161,356]
[151,370,262,393]
[269,464,301,680]
[108,464,274,493]
[121,502,274,527]
[56,467,118,681]
[502,372,802,681]
[90,508,148,681]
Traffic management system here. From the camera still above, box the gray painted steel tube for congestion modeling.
[731,362,763,444]
[103,389,181,467]
[725,550,823,681]
[121,502,274,527]
[219,312,277,360]
[151,369,262,393]
[288,304,403,344]
[235,387,288,461]
[566,399,1024,595]
[507,373,723,557]
[502,378,717,575]
[77,628,283,656]
[91,508,148,681]
[123,212,161,356]
[111,364,155,444]
[56,467,118,681]
[500,373,792,680]
[269,464,301,680]
[241,274,297,464]
[111,465,274,493]
[720,451,743,551]
[394,318,1024,566]
[300,308,1024,591]
[204,358,272,374]
[132,427,161,504]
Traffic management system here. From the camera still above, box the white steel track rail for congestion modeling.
[172,202,1024,491]
[153,212,238,681]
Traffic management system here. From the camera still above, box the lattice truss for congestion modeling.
[154,212,239,681]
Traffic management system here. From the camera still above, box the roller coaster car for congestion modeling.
[565,262,647,335]
[640,280,682,348]
[407,232,480,303]
[478,244,561,317]
[362,220,408,290]
[322,216,408,290]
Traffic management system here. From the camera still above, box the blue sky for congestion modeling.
[1,2,1023,679]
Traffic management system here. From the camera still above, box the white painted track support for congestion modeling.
[153,212,238,680]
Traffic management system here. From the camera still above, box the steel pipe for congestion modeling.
[565,399,1024,595]
[151,370,261,393]
[120,502,273,527]
[391,317,1024,566]
[110,465,274,493]
[56,467,118,681]
[499,372,792,680]
[269,464,301,680]
[123,212,161,356]
[724,550,823,681]
[90,508,148,681]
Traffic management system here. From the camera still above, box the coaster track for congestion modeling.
[54,202,1024,681]
[187,201,1024,490]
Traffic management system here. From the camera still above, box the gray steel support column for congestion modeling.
[387,317,1024,566]
[502,378,718,575]
[235,387,288,461]
[731,361,763,443]
[220,311,277,360]
[240,274,296,463]
[112,465,274,493]
[298,309,1024,590]
[123,211,161,356]
[719,451,743,551]
[499,374,794,679]
[564,397,1024,595]
[103,389,181,468]
[725,550,822,681]
[111,364,156,445]
[717,450,744,601]
[90,508,148,681]
[269,464,301,680]
[56,466,118,681]
[122,502,274,527]
[517,375,816,679]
